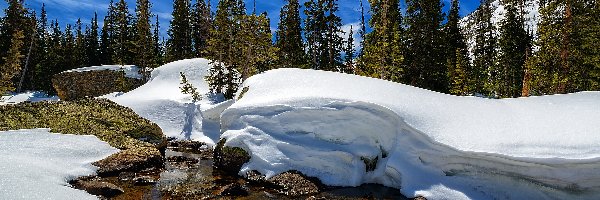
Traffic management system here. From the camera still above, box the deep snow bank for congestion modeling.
[0,129,119,200]
[104,59,226,145]
[221,69,600,199]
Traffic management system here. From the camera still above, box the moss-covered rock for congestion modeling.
[0,98,166,174]
[213,139,251,174]
[52,70,144,101]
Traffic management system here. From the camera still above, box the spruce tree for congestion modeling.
[495,1,530,98]
[74,18,87,67]
[358,0,404,81]
[304,0,343,71]
[342,25,355,74]
[32,4,52,92]
[0,30,24,94]
[63,24,75,71]
[404,0,447,92]
[275,0,307,68]
[239,12,277,78]
[167,0,193,62]
[444,0,470,95]
[192,0,212,57]
[100,0,116,65]
[134,0,157,81]
[112,0,134,65]
[473,0,496,95]
[153,15,164,66]
[86,13,100,66]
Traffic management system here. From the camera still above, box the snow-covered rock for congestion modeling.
[220,68,600,200]
[65,65,143,79]
[104,58,224,146]
[0,129,119,200]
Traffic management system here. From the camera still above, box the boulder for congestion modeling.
[70,179,124,198]
[52,69,144,101]
[213,139,251,174]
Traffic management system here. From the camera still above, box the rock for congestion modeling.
[218,183,248,196]
[52,69,144,101]
[117,172,135,181]
[414,196,428,200]
[267,171,321,197]
[213,139,250,174]
[133,176,157,186]
[93,147,163,176]
[245,170,267,183]
[71,179,124,197]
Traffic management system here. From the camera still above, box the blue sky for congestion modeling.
[0,0,480,40]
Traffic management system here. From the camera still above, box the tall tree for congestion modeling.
[473,0,496,95]
[134,0,157,81]
[153,15,164,66]
[494,1,530,97]
[342,25,355,74]
[100,0,116,65]
[444,0,470,95]
[275,0,307,68]
[166,0,193,62]
[238,12,277,79]
[112,0,134,65]
[304,0,343,71]
[86,13,100,66]
[192,0,212,57]
[358,0,404,81]
[0,30,24,94]
[32,4,52,92]
[74,18,87,67]
[404,0,447,92]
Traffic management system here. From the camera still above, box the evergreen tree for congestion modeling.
[86,13,100,66]
[192,0,212,57]
[358,0,366,56]
[112,0,134,65]
[582,0,600,90]
[100,0,116,65]
[74,18,87,67]
[239,12,277,78]
[444,0,470,95]
[342,25,355,74]
[358,0,404,81]
[473,0,496,95]
[304,0,343,71]
[167,0,193,62]
[404,0,448,92]
[63,24,75,71]
[134,0,157,81]
[32,4,52,92]
[495,1,530,98]
[153,15,164,66]
[0,30,24,94]
[275,0,307,68]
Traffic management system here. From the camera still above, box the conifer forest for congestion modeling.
[1,0,599,99]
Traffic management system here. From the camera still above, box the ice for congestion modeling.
[0,129,119,200]
[103,58,224,145]
[65,65,143,79]
[221,68,600,199]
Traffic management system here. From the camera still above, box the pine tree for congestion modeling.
[74,18,87,67]
[0,0,30,64]
[1,30,24,94]
[239,12,277,78]
[582,0,600,90]
[304,0,343,71]
[32,4,52,92]
[342,25,355,74]
[275,0,307,68]
[63,24,76,71]
[112,0,134,65]
[100,0,116,65]
[473,0,496,95]
[358,0,367,56]
[404,0,448,92]
[444,0,470,95]
[134,0,157,81]
[86,13,101,66]
[358,0,404,81]
[192,0,212,57]
[167,0,193,62]
[495,1,530,98]
[153,15,164,66]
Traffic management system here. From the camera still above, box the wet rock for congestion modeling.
[93,147,163,176]
[133,176,157,186]
[118,172,135,181]
[71,179,124,197]
[219,183,249,196]
[267,171,321,197]
[245,170,267,183]
[213,139,250,174]
[414,196,428,200]
[167,155,199,164]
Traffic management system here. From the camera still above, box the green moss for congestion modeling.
[0,98,164,150]
[213,139,251,173]
[361,156,379,172]
[237,87,249,100]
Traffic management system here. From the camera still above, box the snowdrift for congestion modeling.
[0,91,58,105]
[221,69,600,200]
[104,58,226,145]
[0,129,119,200]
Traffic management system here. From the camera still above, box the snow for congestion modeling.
[220,68,600,199]
[103,58,224,146]
[0,129,119,200]
[65,65,143,79]
[0,91,59,105]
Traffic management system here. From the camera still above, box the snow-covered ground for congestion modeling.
[0,91,59,105]
[103,59,226,146]
[220,69,600,200]
[0,129,119,200]
[65,65,143,79]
